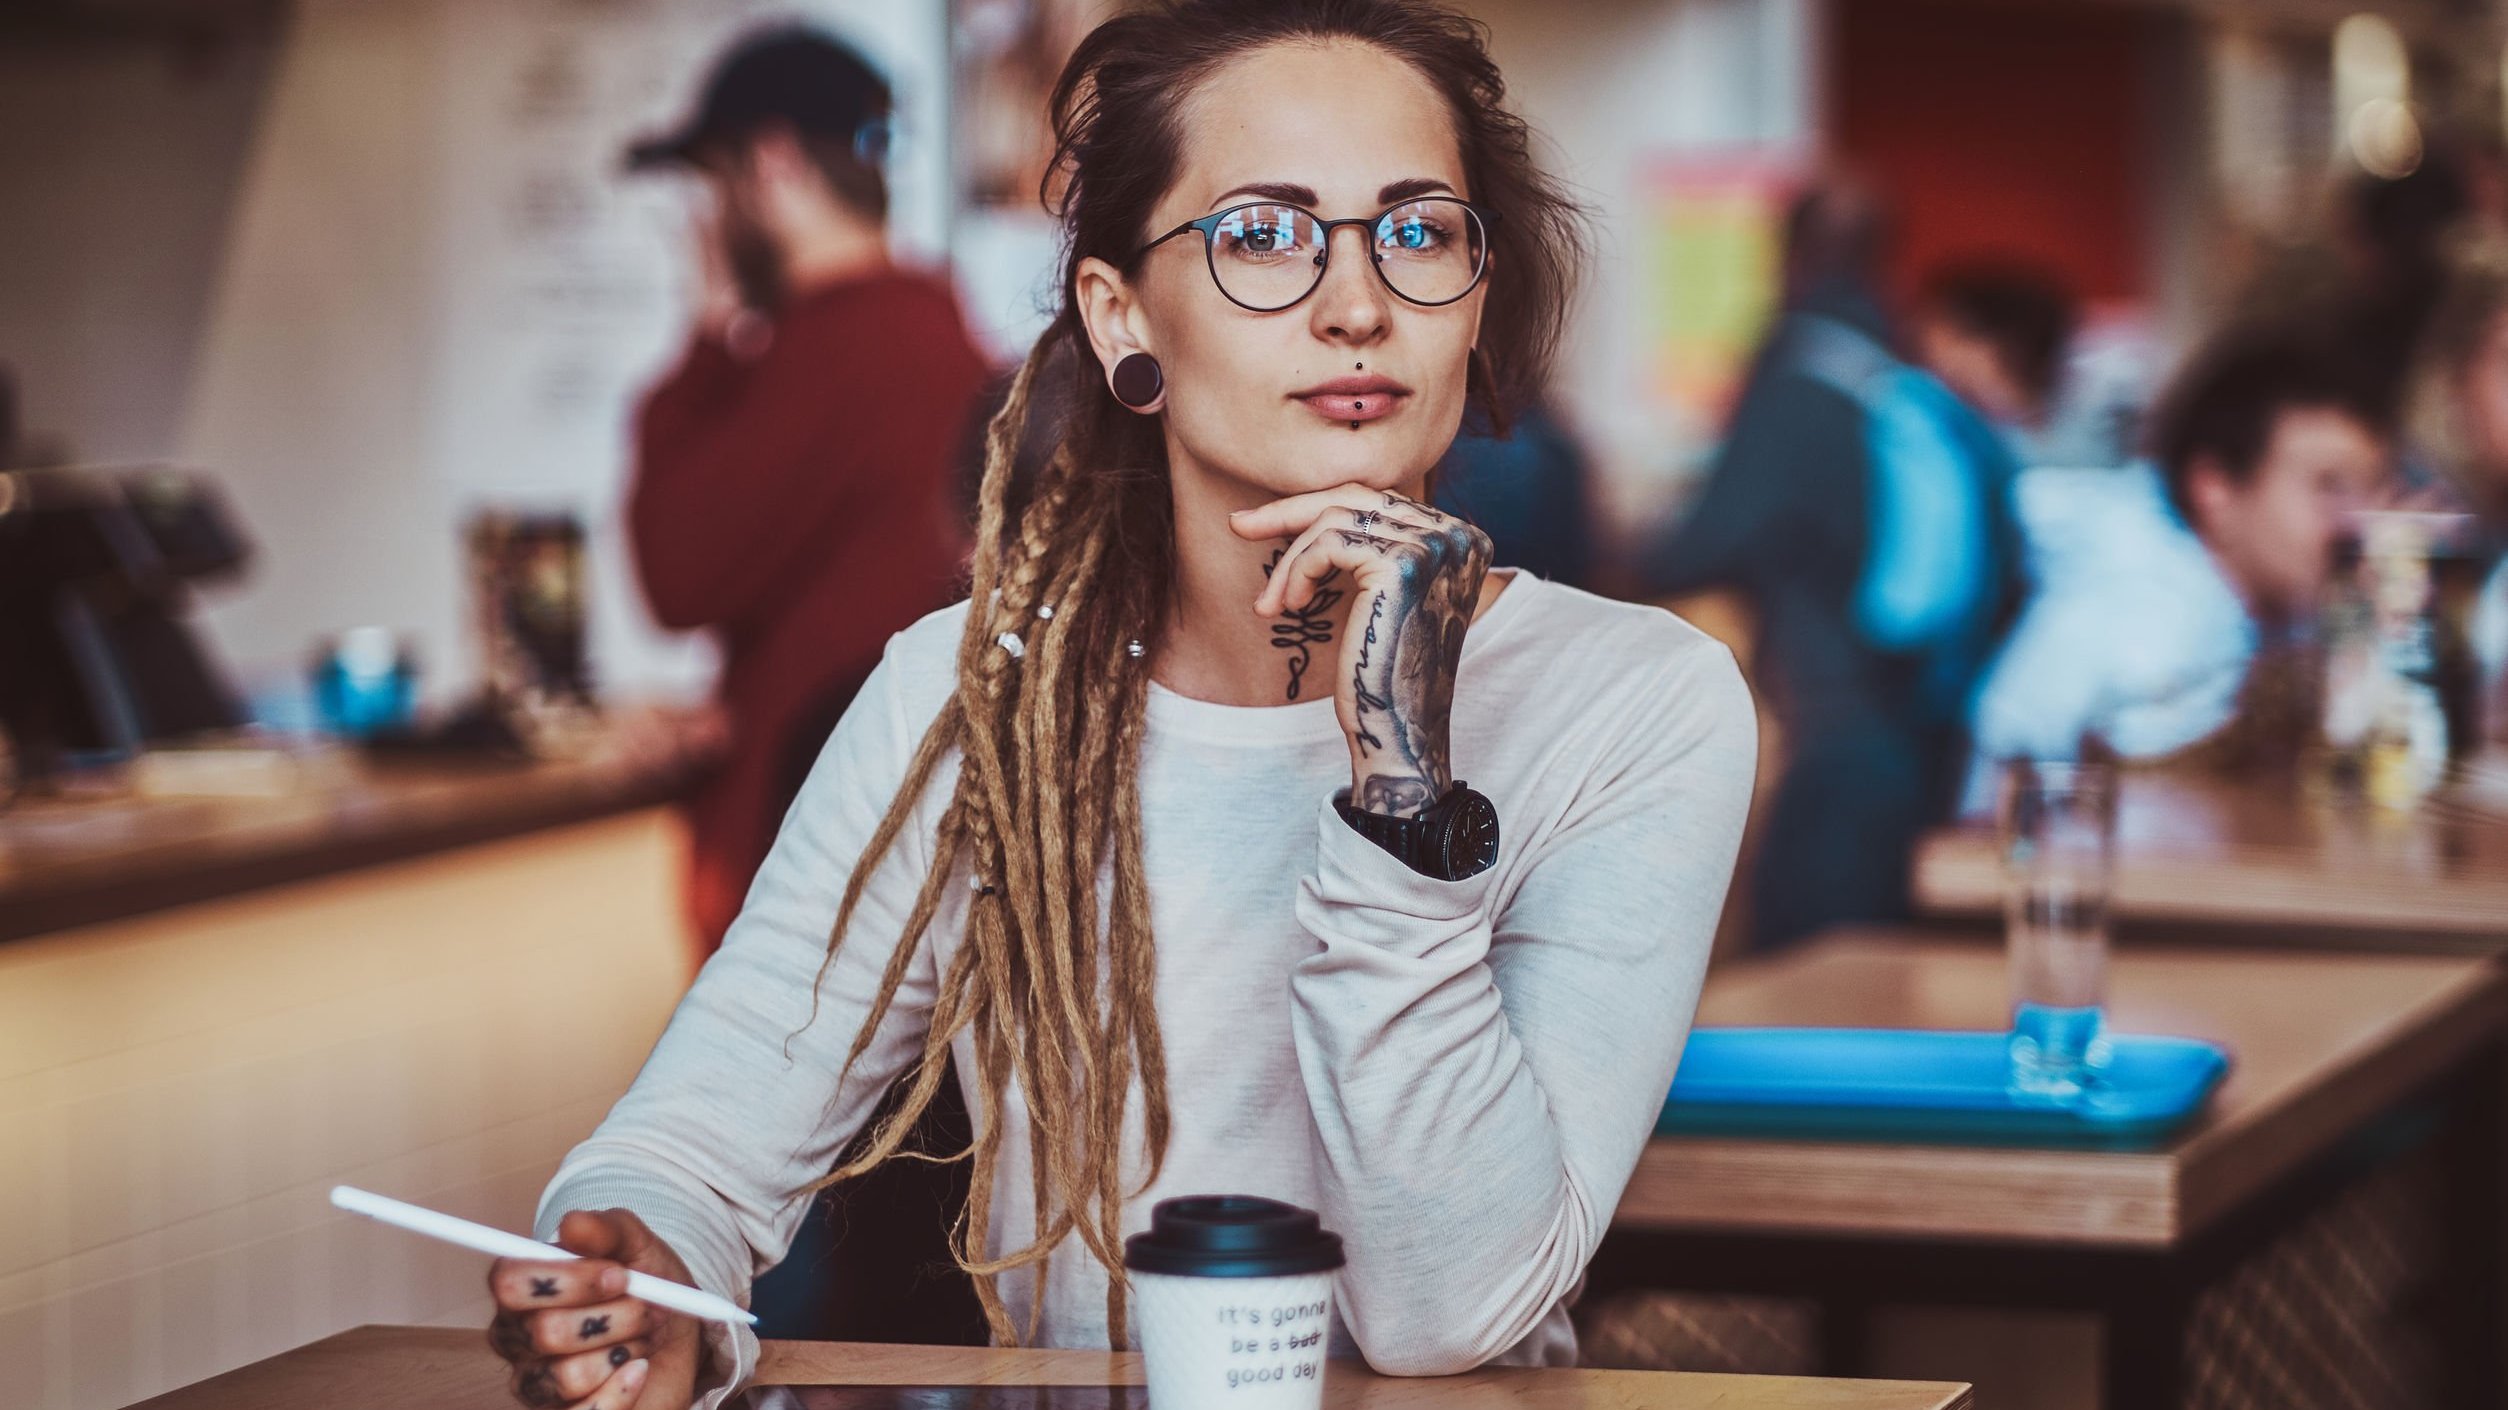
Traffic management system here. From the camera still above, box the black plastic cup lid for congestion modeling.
[1123,1195,1345,1278]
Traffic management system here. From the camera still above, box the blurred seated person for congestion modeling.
[1642,178,2026,948]
[1968,329,2386,792]
[624,28,990,959]
[621,26,990,1347]
[1432,400,1598,589]
[1911,260,2077,452]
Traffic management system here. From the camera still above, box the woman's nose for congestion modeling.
[1307,225,1390,346]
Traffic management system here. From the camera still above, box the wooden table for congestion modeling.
[0,705,720,940]
[1912,764,2508,948]
[1591,932,2508,1410]
[124,1325,1975,1409]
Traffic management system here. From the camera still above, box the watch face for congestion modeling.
[1439,793,1502,877]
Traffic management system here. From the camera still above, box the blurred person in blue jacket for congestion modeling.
[1968,328,2387,794]
[1641,180,2027,949]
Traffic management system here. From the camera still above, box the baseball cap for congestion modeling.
[625,27,893,171]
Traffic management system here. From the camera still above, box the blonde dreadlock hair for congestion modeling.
[792,0,1586,1349]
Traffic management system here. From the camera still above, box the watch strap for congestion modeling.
[1335,782,1484,878]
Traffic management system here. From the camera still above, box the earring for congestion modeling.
[1111,352,1164,411]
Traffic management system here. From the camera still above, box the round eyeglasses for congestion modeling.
[1137,197,1495,313]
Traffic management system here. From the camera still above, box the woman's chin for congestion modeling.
[1173,416,1445,502]
[1264,420,1441,494]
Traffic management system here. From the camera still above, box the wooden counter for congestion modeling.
[8,808,699,1410]
[0,707,721,941]
[126,1325,1976,1410]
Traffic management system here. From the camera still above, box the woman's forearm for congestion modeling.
[1286,642,1757,1373]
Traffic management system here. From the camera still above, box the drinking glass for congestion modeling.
[1999,759,2117,1096]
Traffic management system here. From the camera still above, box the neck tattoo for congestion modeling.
[1261,547,1341,701]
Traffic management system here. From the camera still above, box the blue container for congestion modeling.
[311,628,417,740]
[1658,1027,2231,1148]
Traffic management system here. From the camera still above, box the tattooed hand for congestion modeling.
[1233,485,1493,818]
[486,1208,708,1410]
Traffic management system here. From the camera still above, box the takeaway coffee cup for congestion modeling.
[1124,1195,1344,1410]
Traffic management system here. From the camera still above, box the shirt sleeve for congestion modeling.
[533,643,949,1407]
[1285,634,1757,1374]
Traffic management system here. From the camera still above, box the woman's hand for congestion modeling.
[1233,486,1493,817]
[487,1209,707,1410]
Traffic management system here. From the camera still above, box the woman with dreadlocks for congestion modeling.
[486,3,1754,1406]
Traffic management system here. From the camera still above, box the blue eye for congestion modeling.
[1383,218,1446,252]
[1213,206,1312,261]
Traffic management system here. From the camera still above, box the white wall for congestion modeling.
[176,0,954,708]
[0,30,278,465]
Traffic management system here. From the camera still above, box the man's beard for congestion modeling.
[723,222,786,312]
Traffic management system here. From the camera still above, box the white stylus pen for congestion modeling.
[329,1185,758,1326]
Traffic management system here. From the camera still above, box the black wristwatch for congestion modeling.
[1334,782,1501,881]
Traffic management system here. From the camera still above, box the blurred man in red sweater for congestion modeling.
[626,29,988,960]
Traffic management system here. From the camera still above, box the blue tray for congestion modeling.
[1657,1027,2232,1148]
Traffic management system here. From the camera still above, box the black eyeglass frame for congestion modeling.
[1136,197,1500,312]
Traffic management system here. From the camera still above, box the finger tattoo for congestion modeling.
[609,1345,632,1368]
[529,1277,560,1299]
[1262,549,1340,702]
[579,1314,611,1341]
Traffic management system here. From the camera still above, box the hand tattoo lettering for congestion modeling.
[1350,596,1389,756]
[579,1314,611,1340]
[1262,548,1340,702]
[529,1277,560,1299]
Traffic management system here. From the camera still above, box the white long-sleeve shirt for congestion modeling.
[534,573,1756,1404]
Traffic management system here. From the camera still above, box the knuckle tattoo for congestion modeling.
[513,1362,564,1408]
